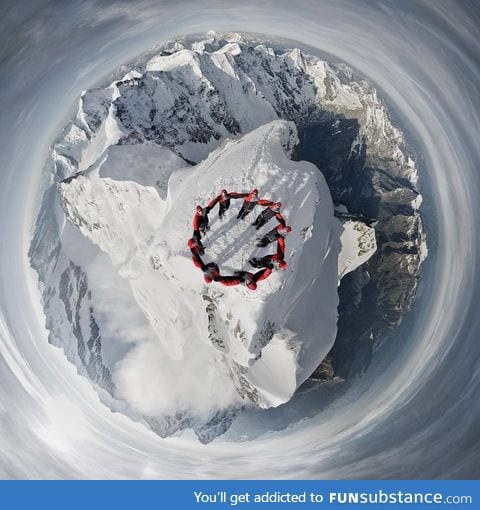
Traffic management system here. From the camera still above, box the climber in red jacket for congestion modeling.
[208,189,247,218]
[188,239,219,282]
[249,252,287,270]
[203,262,220,284]
[188,237,204,256]
[216,271,257,290]
[216,268,272,290]
[188,238,207,271]
[237,189,272,220]
[191,251,206,270]
[277,236,286,260]
[252,201,283,230]
[257,224,292,247]
[192,205,210,244]
[253,267,273,283]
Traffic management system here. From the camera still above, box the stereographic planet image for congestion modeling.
[1,0,479,479]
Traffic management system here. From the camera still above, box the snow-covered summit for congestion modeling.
[60,120,341,413]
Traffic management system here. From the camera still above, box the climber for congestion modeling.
[257,224,292,247]
[192,205,210,243]
[237,189,272,220]
[216,267,273,290]
[253,267,273,284]
[188,237,204,256]
[249,252,287,270]
[216,270,257,290]
[203,262,220,284]
[191,250,206,271]
[208,189,247,218]
[188,238,208,271]
[252,201,283,230]
[191,230,204,251]
[277,236,286,260]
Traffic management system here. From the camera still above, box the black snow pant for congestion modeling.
[237,201,255,220]
[252,208,275,229]
[199,217,209,234]
[192,250,207,271]
[257,231,279,247]
[219,199,231,218]
[249,256,274,269]
[192,230,205,251]
[216,275,243,286]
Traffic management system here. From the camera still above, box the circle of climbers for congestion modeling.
[187,188,292,291]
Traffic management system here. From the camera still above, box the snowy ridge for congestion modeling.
[338,220,377,279]
[60,121,341,412]
[54,32,419,198]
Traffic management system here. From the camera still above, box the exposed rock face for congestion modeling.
[29,31,425,441]
[295,108,426,381]
[59,261,113,392]
[29,186,114,395]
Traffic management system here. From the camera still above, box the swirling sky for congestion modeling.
[1,0,479,478]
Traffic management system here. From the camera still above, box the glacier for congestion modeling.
[29,31,426,442]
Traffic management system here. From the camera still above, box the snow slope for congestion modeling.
[60,120,341,417]
[338,220,377,279]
